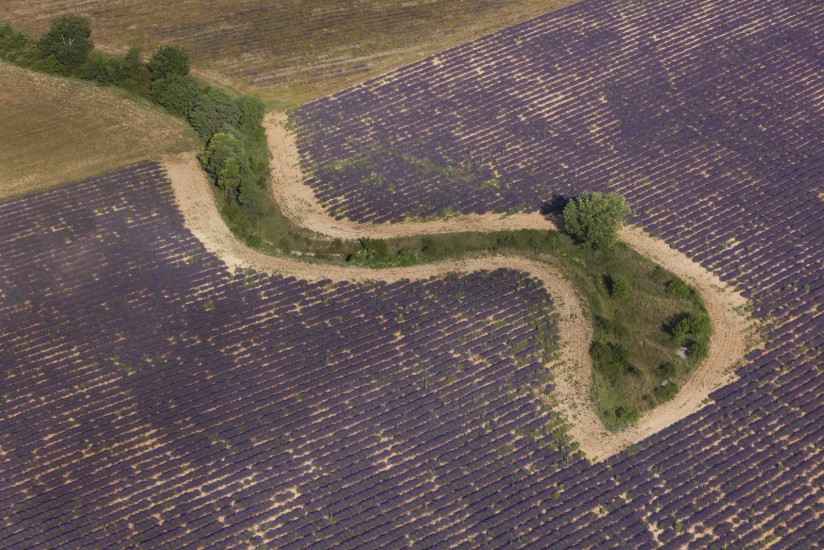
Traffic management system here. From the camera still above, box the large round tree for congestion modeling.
[563,191,631,250]
[37,15,93,75]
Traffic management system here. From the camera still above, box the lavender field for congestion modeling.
[1,165,612,548]
[0,162,819,546]
[1,0,822,544]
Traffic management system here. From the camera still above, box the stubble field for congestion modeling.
[0,0,575,105]
[0,61,197,199]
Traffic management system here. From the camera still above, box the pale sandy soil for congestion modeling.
[163,117,754,461]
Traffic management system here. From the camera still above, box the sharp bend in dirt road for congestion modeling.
[163,114,754,462]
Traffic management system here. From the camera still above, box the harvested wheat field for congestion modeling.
[0,61,197,199]
[0,0,575,104]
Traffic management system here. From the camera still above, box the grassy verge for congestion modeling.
[347,229,710,431]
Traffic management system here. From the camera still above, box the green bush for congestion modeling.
[601,405,640,431]
[80,52,127,84]
[665,278,694,300]
[595,315,628,340]
[397,248,424,263]
[356,238,389,260]
[0,23,32,62]
[563,191,631,250]
[687,339,709,362]
[608,274,630,299]
[669,312,711,343]
[591,341,635,384]
[657,362,677,380]
[653,381,679,402]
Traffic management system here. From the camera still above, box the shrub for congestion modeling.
[669,312,711,343]
[397,248,424,264]
[591,341,635,384]
[607,274,629,299]
[595,315,628,340]
[563,191,631,250]
[0,23,31,62]
[687,339,709,362]
[653,381,679,403]
[602,405,640,430]
[147,45,190,81]
[657,362,677,380]
[357,238,388,260]
[665,278,694,300]
[80,52,127,85]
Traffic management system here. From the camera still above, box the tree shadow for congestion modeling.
[540,193,570,229]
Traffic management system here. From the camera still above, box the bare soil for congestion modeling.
[165,123,754,461]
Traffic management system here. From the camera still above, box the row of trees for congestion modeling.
[1,16,270,241]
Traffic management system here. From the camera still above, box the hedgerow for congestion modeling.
[0,16,271,244]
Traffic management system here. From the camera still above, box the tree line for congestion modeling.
[0,16,270,243]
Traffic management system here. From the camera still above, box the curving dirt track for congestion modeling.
[163,113,754,462]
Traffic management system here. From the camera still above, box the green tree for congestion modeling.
[199,130,245,177]
[38,15,94,75]
[217,156,243,198]
[151,74,203,117]
[237,95,266,134]
[121,46,150,94]
[187,87,242,139]
[238,177,268,221]
[563,191,631,250]
[147,45,190,81]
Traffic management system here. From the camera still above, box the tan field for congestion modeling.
[0,61,198,199]
[0,0,575,105]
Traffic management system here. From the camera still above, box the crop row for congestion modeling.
[296,0,820,224]
[1,153,819,548]
[289,0,824,545]
[0,164,662,548]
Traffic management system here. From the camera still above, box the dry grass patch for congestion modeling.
[0,61,197,199]
[1,0,576,105]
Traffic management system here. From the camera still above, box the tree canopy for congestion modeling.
[37,15,93,75]
[563,191,631,250]
[188,87,242,139]
[147,45,190,81]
